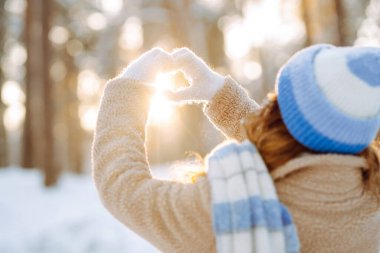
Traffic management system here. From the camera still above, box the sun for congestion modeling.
[149,93,174,124]
[155,72,174,91]
[148,73,176,125]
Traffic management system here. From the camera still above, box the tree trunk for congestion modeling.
[0,0,8,167]
[22,0,44,169]
[65,54,83,174]
[23,0,60,186]
[302,0,341,45]
[41,0,60,186]
[336,0,370,46]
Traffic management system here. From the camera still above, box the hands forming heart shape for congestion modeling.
[121,47,225,102]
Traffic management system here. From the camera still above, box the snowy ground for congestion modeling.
[0,167,172,253]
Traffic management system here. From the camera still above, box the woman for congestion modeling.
[92,45,380,252]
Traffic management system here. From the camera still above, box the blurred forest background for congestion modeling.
[1,0,380,186]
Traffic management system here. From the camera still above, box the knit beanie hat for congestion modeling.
[276,44,380,154]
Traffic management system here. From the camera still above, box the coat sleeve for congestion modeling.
[92,77,214,253]
[204,76,260,141]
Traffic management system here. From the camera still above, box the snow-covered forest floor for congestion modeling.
[0,167,172,253]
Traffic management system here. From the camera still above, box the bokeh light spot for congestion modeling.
[49,26,70,45]
[87,12,107,31]
[243,61,262,81]
[119,17,143,51]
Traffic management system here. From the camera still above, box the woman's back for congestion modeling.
[274,154,380,253]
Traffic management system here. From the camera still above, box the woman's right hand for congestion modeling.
[167,48,225,103]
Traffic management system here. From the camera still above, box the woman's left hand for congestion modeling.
[120,47,174,84]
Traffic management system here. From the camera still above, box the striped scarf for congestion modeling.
[206,140,300,253]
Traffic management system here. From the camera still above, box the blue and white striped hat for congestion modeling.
[276,44,380,154]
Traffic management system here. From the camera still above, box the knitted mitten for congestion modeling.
[167,48,225,103]
[120,47,174,84]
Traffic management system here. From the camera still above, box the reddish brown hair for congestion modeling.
[244,93,380,198]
